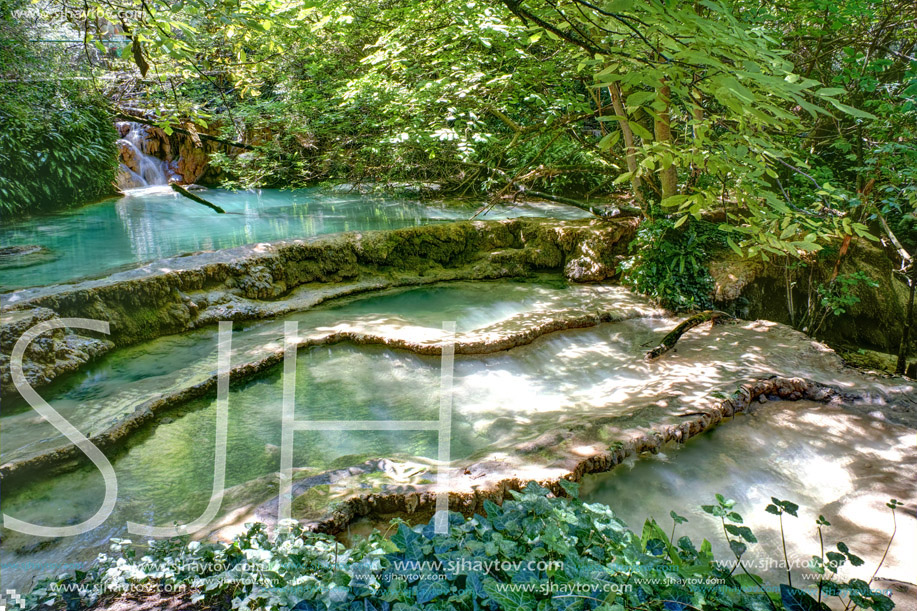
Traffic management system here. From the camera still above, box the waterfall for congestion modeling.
[116,121,178,190]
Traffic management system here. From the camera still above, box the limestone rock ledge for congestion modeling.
[205,377,856,541]
[0,307,114,394]
[0,302,665,486]
[0,217,637,399]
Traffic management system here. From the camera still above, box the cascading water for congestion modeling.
[115,121,177,189]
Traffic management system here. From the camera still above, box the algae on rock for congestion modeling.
[0,217,637,398]
[709,239,914,362]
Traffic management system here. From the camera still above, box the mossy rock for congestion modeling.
[710,239,913,356]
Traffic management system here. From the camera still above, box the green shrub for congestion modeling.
[0,0,118,218]
[19,483,897,611]
[620,218,726,312]
[0,84,119,216]
[796,271,880,337]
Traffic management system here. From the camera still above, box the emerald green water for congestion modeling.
[2,277,643,463]
[5,275,910,594]
[1,277,661,594]
[0,186,589,290]
[0,308,669,591]
[0,344,449,588]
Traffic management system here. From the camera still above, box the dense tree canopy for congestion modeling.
[10,0,910,244]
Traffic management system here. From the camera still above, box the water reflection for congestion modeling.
[0,188,590,290]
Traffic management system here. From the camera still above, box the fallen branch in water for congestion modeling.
[645,310,732,360]
[516,187,643,219]
[462,161,641,220]
[171,184,226,213]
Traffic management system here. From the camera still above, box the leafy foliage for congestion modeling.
[0,88,118,215]
[18,485,900,611]
[620,217,726,311]
[702,494,897,611]
[794,271,881,337]
[0,0,118,215]
[7,0,915,249]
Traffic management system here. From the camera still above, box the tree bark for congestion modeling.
[515,188,641,218]
[654,81,678,199]
[897,268,915,375]
[687,85,704,191]
[608,84,646,210]
[171,184,226,213]
[874,208,914,375]
[645,310,731,360]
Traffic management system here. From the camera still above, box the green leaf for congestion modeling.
[661,194,691,208]
[846,552,865,567]
[416,578,450,604]
[482,577,536,610]
[780,223,799,240]
[131,39,150,77]
[826,98,876,120]
[724,524,758,543]
[715,493,736,508]
[734,572,764,589]
[598,131,621,151]
[628,121,653,141]
[781,584,830,611]
[626,91,656,107]
[826,551,846,567]
[670,510,688,524]
[791,241,822,253]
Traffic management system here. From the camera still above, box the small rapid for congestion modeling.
[115,122,175,189]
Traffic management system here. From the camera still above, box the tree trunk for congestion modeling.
[687,85,704,191]
[897,268,915,375]
[514,188,641,218]
[654,81,678,199]
[608,84,646,210]
[171,184,226,213]
[875,208,914,375]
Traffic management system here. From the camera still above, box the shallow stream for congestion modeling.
[2,272,914,592]
[581,401,917,586]
[0,187,588,290]
[0,278,663,589]
[2,208,915,598]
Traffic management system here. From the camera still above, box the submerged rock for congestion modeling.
[0,245,57,270]
[0,307,113,396]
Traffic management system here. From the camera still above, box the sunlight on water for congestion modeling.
[0,313,666,590]
[0,188,589,290]
[580,401,917,585]
[0,278,637,462]
[2,282,913,593]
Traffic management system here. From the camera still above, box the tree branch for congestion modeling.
[115,111,256,150]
